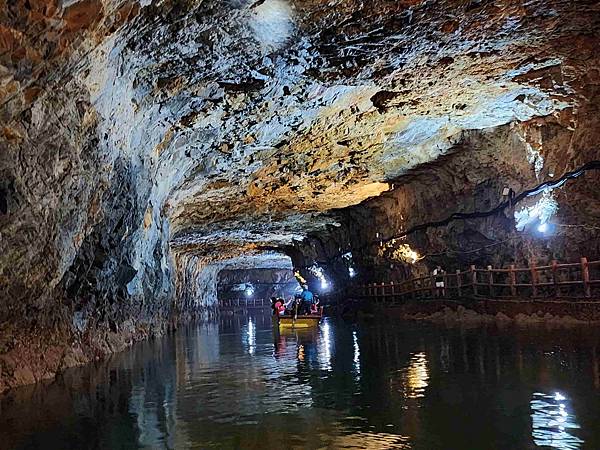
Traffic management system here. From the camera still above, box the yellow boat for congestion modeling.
[274,307,323,329]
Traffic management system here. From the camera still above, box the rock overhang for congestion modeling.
[148,0,585,260]
[2,0,598,281]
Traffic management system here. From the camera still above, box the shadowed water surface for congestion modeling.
[1,315,600,449]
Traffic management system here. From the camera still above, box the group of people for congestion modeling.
[271,285,320,316]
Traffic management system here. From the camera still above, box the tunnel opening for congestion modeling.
[217,267,300,308]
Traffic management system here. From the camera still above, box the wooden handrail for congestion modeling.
[353,257,600,302]
[220,298,269,308]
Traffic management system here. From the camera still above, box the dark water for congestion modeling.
[2,315,600,450]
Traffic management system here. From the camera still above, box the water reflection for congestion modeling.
[388,351,430,400]
[327,431,411,449]
[531,392,584,449]
[2,318,600,450]
[129,385,165,447]
[353,330,361,378]
[244,317,256,355]
[405,352,429,399]
[317,320,333,371]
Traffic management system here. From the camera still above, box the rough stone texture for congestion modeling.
[1,0,600,391]
[292,105,600,288]
[384,302,600,325]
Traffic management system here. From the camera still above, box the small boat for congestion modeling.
[274,306,323,329]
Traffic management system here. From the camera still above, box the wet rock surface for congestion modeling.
[1,0,600,391]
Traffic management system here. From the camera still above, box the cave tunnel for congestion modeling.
[1,0,600,448]
[215,253,300,305]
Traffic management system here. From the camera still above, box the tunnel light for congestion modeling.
[405,247,420,264]
[343,252,357,278]
[377,239,421,264]
[309,264,330,292]
[515,191,558,231]
[537,223,548,233]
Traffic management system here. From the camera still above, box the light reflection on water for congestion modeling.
[244,317,256,355]
[353,330,361,379]
[531,392,584,449]
[405,352,429,399]
[1,316,600,449]
[318,320,333,371]
[389,351,430,400]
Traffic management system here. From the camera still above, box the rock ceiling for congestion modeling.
[2,0,598,264]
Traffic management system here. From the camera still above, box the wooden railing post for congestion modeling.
[530,259,538,297]
[552,260,559,298]
[582,257,591,298]
[471,265,477,296]
[430,275,435,298]
[348,256,596,305]
[509,265,516,297]
[487,265,494,298]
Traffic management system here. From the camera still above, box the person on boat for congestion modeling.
[271,297,285,316]
[310,296,320,314]
[433,265,445,297]
[299,285,314,315]
[286,295,300,315]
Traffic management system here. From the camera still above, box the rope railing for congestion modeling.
[354,257,600,304]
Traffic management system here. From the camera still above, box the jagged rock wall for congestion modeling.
[0,0,209,392]
[174,255,220,320]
